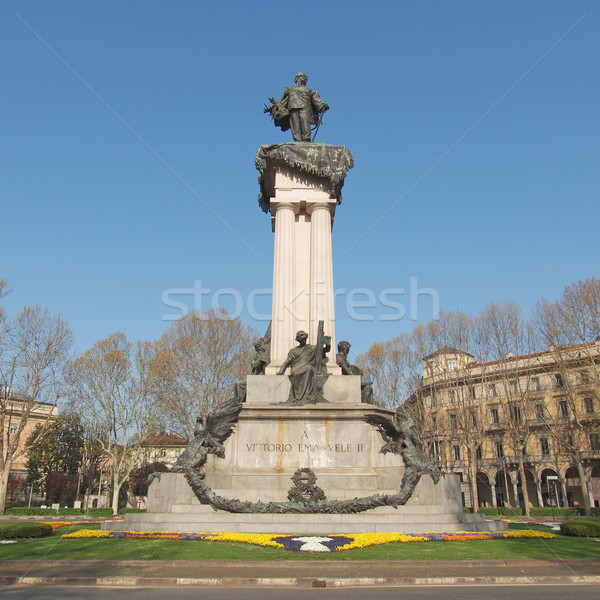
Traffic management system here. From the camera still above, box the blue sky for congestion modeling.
[2,1,599,361]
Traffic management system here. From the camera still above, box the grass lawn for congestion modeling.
[0,522,599,561]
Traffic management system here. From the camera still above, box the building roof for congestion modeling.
[141,432,188,447]
[423,346,475,361]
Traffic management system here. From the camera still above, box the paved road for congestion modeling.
[0,586,600,600]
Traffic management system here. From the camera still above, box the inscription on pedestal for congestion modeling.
[245,442,364,453]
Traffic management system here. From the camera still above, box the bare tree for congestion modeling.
[66,333,164,515]
[475,301,540,515]
[534,278,600,516]
[156,309,256,440]
[0,294,74,513]
[356,333,418,409]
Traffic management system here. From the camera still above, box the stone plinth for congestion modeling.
[245,374,361,404]
[105,396,495,534]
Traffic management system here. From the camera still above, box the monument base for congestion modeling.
[105,377,502,534]
[108,472,501,533]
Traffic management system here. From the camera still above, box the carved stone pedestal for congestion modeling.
[106,382,497,534]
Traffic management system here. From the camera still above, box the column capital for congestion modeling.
[305,201,336,216]
[270,201,301,215]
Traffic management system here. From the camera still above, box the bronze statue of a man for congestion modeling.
[336,340,374,404]
[277,330,329,404]
[265,73,329,142]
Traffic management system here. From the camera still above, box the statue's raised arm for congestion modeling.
[264,73,329,142]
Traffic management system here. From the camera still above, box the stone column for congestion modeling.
[307,202,339,373]
[512,479,520,508]
[268,202,298,372]
[535,477,544,508]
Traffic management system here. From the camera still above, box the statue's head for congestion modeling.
[295,330,308,343]
[338,340,351,353]
[294,72,308,85]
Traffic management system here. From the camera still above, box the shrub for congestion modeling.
[87,508,114,517]
[501,508,523,517]
[57,508,83,516]
[0,522,53,539]
[530,507,575,517]
[462,507,472,513]
[4,507,57,516]
[560,517,600,537]
[478,508,499,516]
[120,508,147,514]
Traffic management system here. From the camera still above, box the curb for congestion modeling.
[3,575,600,587]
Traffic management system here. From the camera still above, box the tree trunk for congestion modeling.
[0,469,9,515]
[467,449,479,512]
[517,457,530,517]
[111,473,120,516]
[575,458,592,516]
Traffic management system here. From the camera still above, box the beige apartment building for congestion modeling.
[1,389,58,479]
[405,342,600,511]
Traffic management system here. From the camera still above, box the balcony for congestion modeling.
[485,421,506,433]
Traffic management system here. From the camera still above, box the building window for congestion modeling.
[448,360,456,372]
[490,407,500,424]
[431,413,437,430]
[8,424,18,435]
[431,391,437,407]
[475,445,483,460]
[510,402,522,424]
[449,414,458,431]
[448,390,456,403]
[584,397,595,414]
[494,441,504,458]
[175,450,181,457]
[590,433,600,452]
[540,437,551,456]
[452,444,461,461]
[470,408,478,428]
[535,403,545,420]
[488,384,497,397]
[580,370,591,384]
[531,377,541,391]
[554,374,564,388]
[470,387,477,399]
[432,440,442,458]
[509,380,519,395]
[159,450,167,458]
[558,399,569,419]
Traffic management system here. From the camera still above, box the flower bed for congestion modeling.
[62,528,555,550]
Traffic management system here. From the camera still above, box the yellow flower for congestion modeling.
[62,529,112,539]
[335,533,427,551]
[504,530,556,539]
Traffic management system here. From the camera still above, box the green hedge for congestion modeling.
[4,507,58,516]
[87,508,114,517]
[4,507,86,516]
[561,517,600,537]
[120,508,147,514]
[0,522,53,539]
[477,508,500,516]
[501,507,524,516]
[530,507,576,517]
[57,508,84,516]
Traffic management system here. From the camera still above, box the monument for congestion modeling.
[106,74,495,534]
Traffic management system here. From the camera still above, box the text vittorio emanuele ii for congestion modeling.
[245,431,364,454]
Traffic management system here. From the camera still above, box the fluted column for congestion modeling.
[308,202,339,373]
[267,202,298,373]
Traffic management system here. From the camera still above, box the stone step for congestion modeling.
[106,510,488,534]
